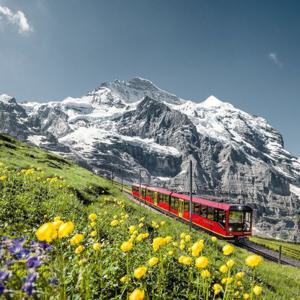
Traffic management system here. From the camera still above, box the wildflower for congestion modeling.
[88,213,97,221]
[52,220,63,230]
[191,240,204,257]
[237,281,242,287]
[35,223,57,242]
[222,244,234,256]
[253,285,262,296]
[152,237,167,251]
[179,256,192,266]
[90,222,96,228]
[58,221,74,238]
[168,250,174,256]
[219,265,228,273]
[195,256,209,269]
[120,241,133,252]
[22,282,34,296]
[185,234,191,242]
[243,293,250,299]
[226,259,235,268]
[111,220,119,227]
[245,255,263,268]
[26,256,41,268]
[139,217,145,222]
[129,288,145,300]
[120,275,129,284]
[53,216,61,222]
[160,221,166,225]
[89,231,97,238]
[129,225,136,234]
[134,266,147,279]
[180,233,186,239]
[148,257,159,267]
[201,269,211,278]
[25,273,38,283]
[0,271,10,281]
[70,234,84,245]
[213,284,222,295]
[138,223,144,228]
[92,242,102,251]
[0,175,7,181]
[164,236,172,243]
[75,245,85,254]
[236,271,245,279]
[226,277,233,284]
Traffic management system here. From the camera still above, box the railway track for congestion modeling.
[121,188,300,268]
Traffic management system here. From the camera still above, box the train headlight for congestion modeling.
[229,227,233,232]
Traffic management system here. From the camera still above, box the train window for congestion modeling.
[171,197,179,209]
[201,206,207,217]
[207,207,214,220]
[229,210,252,232]
[193,203,201,215]
[215,209,226,226]
[184,202,189,212]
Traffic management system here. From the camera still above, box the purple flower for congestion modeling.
[0,283,4,295]
[0,271,9,281]
[49,278,59,285]
[22,282,34,296]
[26,273,38,283]
[8,245,30,259]
[26,257,41,269]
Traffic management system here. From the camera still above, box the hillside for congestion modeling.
[0,77,300,241]
[0,133,299,299]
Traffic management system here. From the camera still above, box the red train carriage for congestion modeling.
[131,184,252,239]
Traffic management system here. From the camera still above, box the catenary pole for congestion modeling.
[189,160,193,231]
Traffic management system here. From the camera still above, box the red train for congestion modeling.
[131,184,253,239]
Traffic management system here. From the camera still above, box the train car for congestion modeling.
[131,184,252,239]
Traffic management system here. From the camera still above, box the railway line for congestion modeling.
[120,187,300,268]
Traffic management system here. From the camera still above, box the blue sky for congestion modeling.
[0,0,299,156]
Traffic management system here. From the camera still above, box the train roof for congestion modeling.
[146,186,173,195]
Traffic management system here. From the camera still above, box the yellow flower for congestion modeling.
[180,244,185,251]
[222,244,234,256]
[185,234,191,242]
[70,233,84,245]
[180,233,186,239]
[0,175,7,181]
[152,237,167,251]
[201,269,211,279]
[111,220,119,227]
[236,271,245,279]
[178,256,192,265]
[120,241,133,252]
[134,266,147,279]
[243,293,250,299]
[191,240,204,257]
[35,223,57,242]
[237,281,242,287]
[226,277,233,284]
[139,217,145,222]
[129,288,145,300]
[120,275,129,284]
[172,242,178,247]
[89,230,97,237]
[148,257,159,267]
[138,223,144,228]
[164,236,172,243]
[88,213,97,221]
[90,221,96,227]
[219,264,229,273]
[245,255,263,268]
[253,285,262,296]
[129,225,136,234]
[226,259,235,268]
[93,242,102,251]
[52,220,63,230]
[160,221,166,226]
[195,256,209,269]
[75,245,85,254]
[58,221,75,238]
[53,216,61,222]
[213,284,222,295]
[168,250,174,256]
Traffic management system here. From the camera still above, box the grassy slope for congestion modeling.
[0,133,300,299]
[250,236,300,261]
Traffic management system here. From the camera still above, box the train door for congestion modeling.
[178,199,184,217]
[154,192,158,205]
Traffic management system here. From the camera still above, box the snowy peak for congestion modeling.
[0,94,16,105]
[201,95,225,107]
[90,77,182,105]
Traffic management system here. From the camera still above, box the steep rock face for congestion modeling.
[0,77,299,241]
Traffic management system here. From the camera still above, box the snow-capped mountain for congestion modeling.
[1,77,300,241]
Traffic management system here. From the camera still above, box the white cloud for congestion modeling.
[0,5,33,34]
[268,52,282,67]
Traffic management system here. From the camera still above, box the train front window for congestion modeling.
[229,210,251,232]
